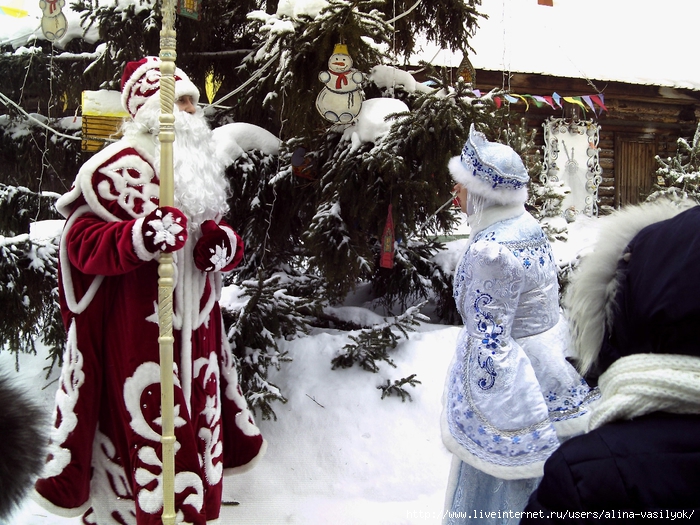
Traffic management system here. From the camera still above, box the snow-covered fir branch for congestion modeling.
[331,302,428,373]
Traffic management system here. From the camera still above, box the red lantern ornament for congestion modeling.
[380,204,395,269]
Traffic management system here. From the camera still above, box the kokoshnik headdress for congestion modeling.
[448,124,530,206]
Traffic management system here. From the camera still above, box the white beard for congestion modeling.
[126,99,231,231]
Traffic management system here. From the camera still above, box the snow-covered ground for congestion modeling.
[1,215,601,525]
[0,321,459,525]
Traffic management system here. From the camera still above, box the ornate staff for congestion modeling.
[157,0,178,523]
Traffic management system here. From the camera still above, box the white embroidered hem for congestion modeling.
[440,411,546,480]
[30,488,90,519]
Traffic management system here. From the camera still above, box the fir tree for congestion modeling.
[0,185,63,367]
[648,122,700,203]
[1,0,554,417]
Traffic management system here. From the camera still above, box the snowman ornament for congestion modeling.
[315,44,364,124]
[40,0,68,42]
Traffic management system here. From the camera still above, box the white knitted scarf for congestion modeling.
[589,353,700,430]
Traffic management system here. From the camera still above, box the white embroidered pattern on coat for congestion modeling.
[207,243,229,272]
[95,152,159,219]
[123,362,203,519]
[43,320,85,478]
[194,352,223,486]
[89,430,137,525]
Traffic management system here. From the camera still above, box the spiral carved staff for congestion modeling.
[158,0,177,523]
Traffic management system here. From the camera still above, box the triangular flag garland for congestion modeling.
[488,91,607,115]
[0,5,28,17]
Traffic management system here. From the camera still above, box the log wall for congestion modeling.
[473,70,700,212]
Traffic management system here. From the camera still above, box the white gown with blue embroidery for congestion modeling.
[441,206,598,523]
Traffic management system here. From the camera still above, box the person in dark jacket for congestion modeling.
[0,373,46,520]
[521,198,700,523]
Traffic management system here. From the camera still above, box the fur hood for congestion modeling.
[0,374,46,519]
[563,198,697,377]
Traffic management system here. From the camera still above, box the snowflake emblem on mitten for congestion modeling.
[207,244,230,272]
[146,209,185,250]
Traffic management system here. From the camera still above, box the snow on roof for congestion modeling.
[2,0,697,92]
[414,0,700,92]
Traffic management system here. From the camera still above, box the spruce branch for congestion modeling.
[331,302,428,372]
[377,374,422,402]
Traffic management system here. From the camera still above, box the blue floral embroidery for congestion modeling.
[472,291,503,390]
[473,292,503,350]
[477,355,497,390]
[461,142,529,190]
[502,232,555,273]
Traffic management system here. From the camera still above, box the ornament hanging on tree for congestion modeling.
[379,204,395,269]
[177,0,201,21]
[291,146,316,180]
[39,0,67,42]
[457,53,476,84]
[316,43,364,124]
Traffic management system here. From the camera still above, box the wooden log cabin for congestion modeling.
[475,70,700,214]
[448,0,700,214]
[472,70,700,213]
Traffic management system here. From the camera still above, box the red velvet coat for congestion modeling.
[32,133,266,525]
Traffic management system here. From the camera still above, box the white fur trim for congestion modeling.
[551,409,593,438]
[179,240,195,415]
[30,488,91,519]
[448,156,529,207]
[175,76,200,105]
[440,408,546,480]
[222,224,238,267]
[563,199,696,375]
[223,438,268,476]
[59,206,105,314]
[132,217,159,261]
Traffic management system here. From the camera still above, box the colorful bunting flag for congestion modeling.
[552,92,562,107]
[581,95,597,114]
[473,89,607,114]
[0,0,26,16]
[590,94,607,112]
[0,5,27,16]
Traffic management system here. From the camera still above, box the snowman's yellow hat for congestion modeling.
[332,43,349,56]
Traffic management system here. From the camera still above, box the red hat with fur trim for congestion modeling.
[120,56,200,118]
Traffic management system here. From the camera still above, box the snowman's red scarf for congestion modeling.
[330,70,350,89]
